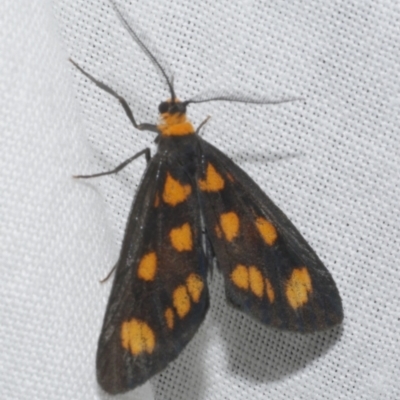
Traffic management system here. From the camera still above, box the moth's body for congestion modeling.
[94,100,342,394]
[72,2,343,395]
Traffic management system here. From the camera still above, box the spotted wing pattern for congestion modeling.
[197,138,343,332]
[96,153,210,394]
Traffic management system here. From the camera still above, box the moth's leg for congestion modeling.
[74,148,151,179]
[70,59,159,134]
[195,116,211,136]
[99,262,118,283]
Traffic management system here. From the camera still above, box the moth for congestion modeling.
[72,2,343,395]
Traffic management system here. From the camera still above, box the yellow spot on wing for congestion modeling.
[232,265,274,301]
[163,173,192,206]
[265,278,275,303]
[186,274,204,303]
[220,212,240,241]
[231,264,249,290]
[164,308,174,330]
[137,252,157,281]
[198,163,225,192]
[170,223,193,252]
[249,266,264,298]
[173,285,191,318]
[285,267,312,309]
[121,319,155,355]
[255,217,278,246]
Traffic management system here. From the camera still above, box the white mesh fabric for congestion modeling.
[1,0,399,399]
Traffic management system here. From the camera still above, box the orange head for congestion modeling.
[157,99,195,137]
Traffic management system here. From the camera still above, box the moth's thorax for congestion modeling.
[157,100,195,137]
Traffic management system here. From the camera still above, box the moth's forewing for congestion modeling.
[97,138,210,394]
[197,138,343,332]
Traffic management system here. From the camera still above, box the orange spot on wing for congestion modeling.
[285,267,313,309]
[158,113,195,137]
[169,223,193,252]
[231,264,249,290]
[232,264,271,300]
[249,266,264,298]
[164,308,174,330]
[265,278,275,303]
[198,163,225,192]
[137,252,157,281]
[186,274,204,303]
[121,319,155,355]
[255,217,278,246]
[173,285,191,318]
[220,211,240,241]
[162,173,192,206]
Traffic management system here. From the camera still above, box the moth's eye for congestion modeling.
[158,102,169,114]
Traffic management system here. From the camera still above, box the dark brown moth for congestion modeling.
[72,1,343,394]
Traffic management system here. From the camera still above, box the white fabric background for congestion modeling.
[1,0,399,399]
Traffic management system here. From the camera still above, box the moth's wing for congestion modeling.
[197,138,343,332]
[96,155,210,394]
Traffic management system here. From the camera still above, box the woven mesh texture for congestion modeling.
[1,0,399,399]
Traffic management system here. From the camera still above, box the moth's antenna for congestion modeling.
[109,0,176,101]
[185,96,303,106]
